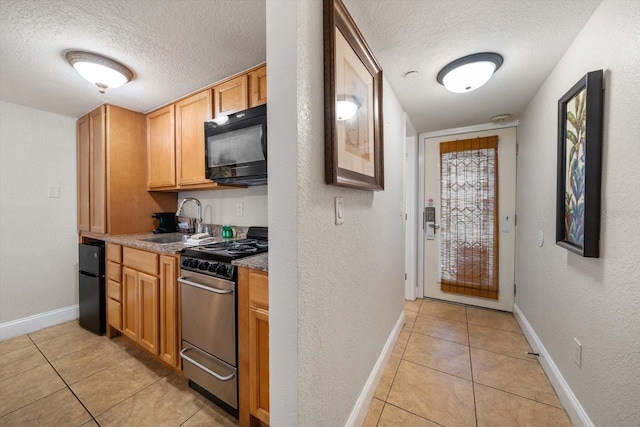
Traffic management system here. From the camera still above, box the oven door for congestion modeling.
[179,269,236,366]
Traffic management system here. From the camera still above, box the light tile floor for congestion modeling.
[363,298,573,427]
[1,300,573,427]
[0,321,237,427]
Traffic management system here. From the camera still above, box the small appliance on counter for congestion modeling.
[152,212,177,234]
[78,242,105,335]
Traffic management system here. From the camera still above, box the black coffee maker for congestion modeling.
[152,212,177,234]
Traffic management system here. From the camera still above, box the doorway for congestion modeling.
[421,127,517,311]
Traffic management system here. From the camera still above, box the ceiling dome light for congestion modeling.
[437,52,503,93]
[66,51,134,93]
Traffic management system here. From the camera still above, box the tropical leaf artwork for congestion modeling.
[564,88,587,246]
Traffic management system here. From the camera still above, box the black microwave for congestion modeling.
[204,104,267,186]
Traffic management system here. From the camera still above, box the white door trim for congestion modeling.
[404,114,418,300]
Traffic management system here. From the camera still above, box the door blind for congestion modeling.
[439,136,499,300]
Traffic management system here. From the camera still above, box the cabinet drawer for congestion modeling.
[107,261,122,282]
[249,271,268,308]
[123,247,158,276]
[107,279,122,302]
[106,243,122,263]
[107,298,122,331]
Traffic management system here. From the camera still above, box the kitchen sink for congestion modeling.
[139,234,185,244]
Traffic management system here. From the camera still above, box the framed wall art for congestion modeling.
[323,0,384,190]
[556,69,604,257]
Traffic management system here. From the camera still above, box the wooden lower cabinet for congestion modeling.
[138,272,160,355]
[108,245,180,369]
[159,255,180,367]
[239,267,269,427]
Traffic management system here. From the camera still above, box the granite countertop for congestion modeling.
[104,233,188,254]
[84,232,219,255]
[232,252,268,272]
[82,232,269,268]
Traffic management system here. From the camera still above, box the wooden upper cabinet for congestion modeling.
[77,104,177,236]
[77,114,90,231]
[176,90,212,186]
[214,75,248,118]
[147,105,176,188]
[248,65,267,108]
[89,106,106,234]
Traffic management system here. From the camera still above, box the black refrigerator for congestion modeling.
[78,242,106,334]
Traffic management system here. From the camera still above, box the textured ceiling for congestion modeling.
[0,0,601,132]
[343,0,602,132]
[0,0,266,118]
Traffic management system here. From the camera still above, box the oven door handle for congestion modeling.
[180,348,235,381]
[178,277,233,294]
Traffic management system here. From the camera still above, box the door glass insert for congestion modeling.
[439,136,499,299]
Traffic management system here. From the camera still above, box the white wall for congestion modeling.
[178,186,267,227]
[267,0,406,425]
[0,101,78,327]
[515,1,640,426]
[404,115,418,300]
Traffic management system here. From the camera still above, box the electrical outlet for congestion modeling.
[236,203,244,217]
[573,338,582,368]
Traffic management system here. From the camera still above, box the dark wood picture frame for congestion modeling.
[323,0,384,190]
[556,69,604,257]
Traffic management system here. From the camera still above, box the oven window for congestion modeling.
[207,124,264,167]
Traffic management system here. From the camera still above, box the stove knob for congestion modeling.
[189,259,199,268]
[198,261,210,271]
[182,258,191,268]
[216,264,227,276]
[208,263,218,273]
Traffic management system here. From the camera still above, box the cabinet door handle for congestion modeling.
[179,348,235,381]
[178,277,233,294]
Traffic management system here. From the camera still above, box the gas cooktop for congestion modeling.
[181,227,268,263]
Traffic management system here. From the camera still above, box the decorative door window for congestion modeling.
[439,136,499,299]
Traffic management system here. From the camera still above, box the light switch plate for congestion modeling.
[573,337,582,367]
[335,196,344,225]
[47,185,60,198]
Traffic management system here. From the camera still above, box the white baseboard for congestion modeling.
[345,310,405,427]
[0,305,79,341]
[513,303,593,427]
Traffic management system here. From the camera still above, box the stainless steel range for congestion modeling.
[179,227,267,417]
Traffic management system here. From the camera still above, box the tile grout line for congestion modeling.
[29,332,172,426]
[470,382,568,411]
[27,333,101,427]
[382,401,447,427]
[466,306,479,427]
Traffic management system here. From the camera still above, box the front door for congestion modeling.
[423,127,517,311]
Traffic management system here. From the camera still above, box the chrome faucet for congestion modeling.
[176,197,204,233]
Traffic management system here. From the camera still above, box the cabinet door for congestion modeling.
[176,90,211,186]
[77,114,90,231]
[248,66,267,108]
[159,255,179,367]
[147,105,176,188]
[122,267,139,342]
[89,106,106,233]
[249,307,270,425]
[214,75,248,118]
[139,272,160,355]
